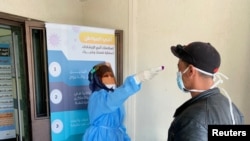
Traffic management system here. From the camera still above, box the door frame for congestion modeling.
[0,13,32,141]
[25,21,51,141]
[0,12,51,141]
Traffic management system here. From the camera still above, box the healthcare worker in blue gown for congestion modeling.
[83,62,164,141]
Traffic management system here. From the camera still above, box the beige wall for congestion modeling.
[1,0,250,141]
[135,1,250,140]
[0,0,86,25]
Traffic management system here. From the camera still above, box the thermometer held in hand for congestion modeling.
[150,66,165,73]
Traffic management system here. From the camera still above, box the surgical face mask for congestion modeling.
[105,84,116,89]
[176,67,189,93]
[177,66,228,93]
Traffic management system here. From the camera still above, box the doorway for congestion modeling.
[0,22,30,140]
[0,14,51,141]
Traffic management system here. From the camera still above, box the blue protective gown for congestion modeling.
[83,75,141,141]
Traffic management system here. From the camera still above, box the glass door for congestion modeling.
[0,23,30,141]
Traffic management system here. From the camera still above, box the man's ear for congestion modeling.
[188,65,196,76]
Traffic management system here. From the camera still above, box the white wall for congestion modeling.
[134,1,250,140]
[1,0,250,141]
[0,0,87,25]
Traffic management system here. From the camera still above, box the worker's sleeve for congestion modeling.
[88,75,141,117]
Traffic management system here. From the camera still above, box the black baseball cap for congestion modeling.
[171,41,221,74]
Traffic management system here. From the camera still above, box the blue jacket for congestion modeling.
[83,75,141,141]
[167,88,244,141]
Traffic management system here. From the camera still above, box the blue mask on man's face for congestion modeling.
[176,67,189,93]
[177,66,224,93]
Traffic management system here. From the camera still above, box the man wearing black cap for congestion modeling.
[168,41,244,141]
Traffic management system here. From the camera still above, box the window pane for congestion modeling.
[32,29,48,117]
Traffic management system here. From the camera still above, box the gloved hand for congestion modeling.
[133,66,165,84]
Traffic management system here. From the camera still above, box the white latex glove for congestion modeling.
[133,66,165,84]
